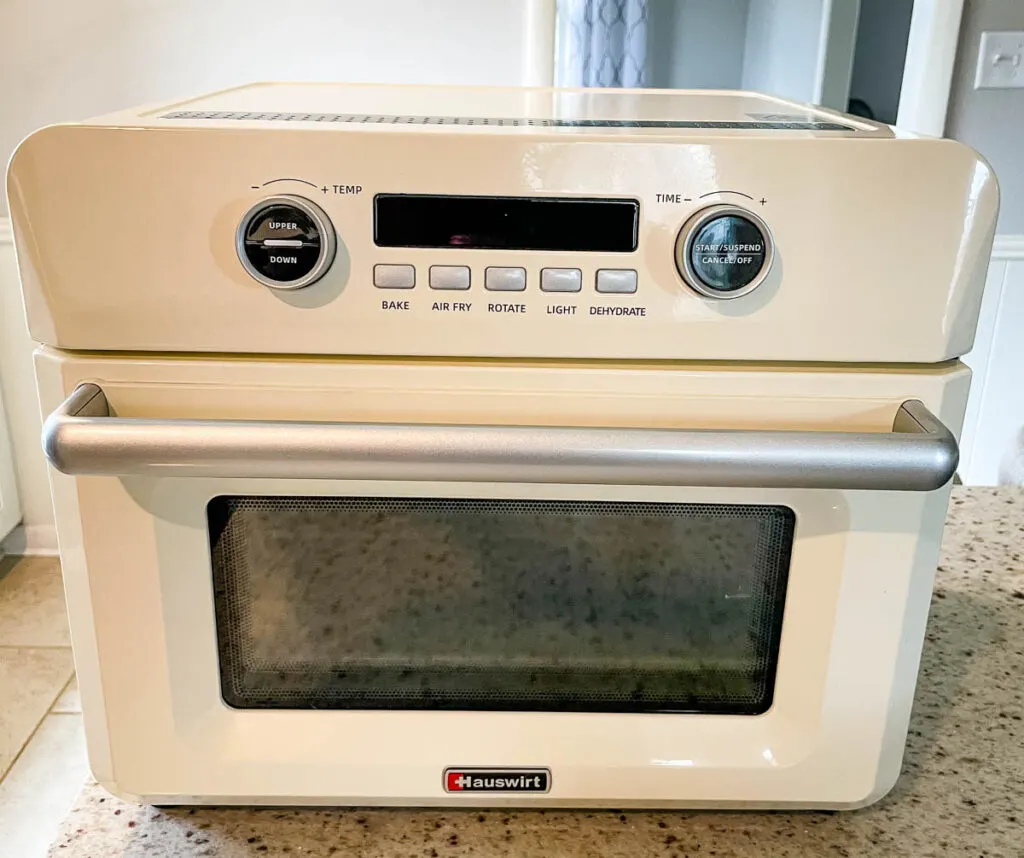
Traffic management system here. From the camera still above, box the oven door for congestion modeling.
[36,349,968,808]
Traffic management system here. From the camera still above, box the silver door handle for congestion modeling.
[42,383,958,490]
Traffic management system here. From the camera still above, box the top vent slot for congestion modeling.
[160,111,853,131]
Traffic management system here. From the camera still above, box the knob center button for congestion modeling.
[676,206,774,299]
[236,196,336,290]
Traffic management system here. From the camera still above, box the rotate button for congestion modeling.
[485,267,526,291]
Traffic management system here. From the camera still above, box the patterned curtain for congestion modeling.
[555,0,649,88]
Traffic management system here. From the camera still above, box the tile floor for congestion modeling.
[0,554,89,857]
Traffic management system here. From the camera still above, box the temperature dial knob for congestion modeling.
[675,205,774,299]
[236,195,336,289]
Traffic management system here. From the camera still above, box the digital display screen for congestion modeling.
[374,194,639,252]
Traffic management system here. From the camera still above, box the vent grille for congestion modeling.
[160,111,853,131]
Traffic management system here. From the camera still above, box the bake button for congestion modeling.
[596,269,638,294]
[540,268,582,292]
[485,267,527,291]
[373,264,415,289]
[429,265,471,290]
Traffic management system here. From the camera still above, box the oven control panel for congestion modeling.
[234,194,775,301]
[8,102,998,362]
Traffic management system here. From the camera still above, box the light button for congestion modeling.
[485,267,527,291]
[430,266,471,290]
[540,268,582,293]
[596,269,638,294]
[373,264,415,289]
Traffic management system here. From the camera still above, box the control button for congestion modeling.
[236,196,336,290]
[485,267,527,291]
[595,269,638,294]
[540,268,582,293]
[429,266,471,290]
[676,206,773,299]
[374,264,416,289]
[242,244,323,284]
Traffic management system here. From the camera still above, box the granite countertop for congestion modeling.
[47,487,1024,857]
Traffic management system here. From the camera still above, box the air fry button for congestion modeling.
[236,196,336,290]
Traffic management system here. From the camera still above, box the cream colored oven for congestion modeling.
[7,84,998,809]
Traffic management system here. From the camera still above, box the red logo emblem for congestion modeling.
[443,768,550,793]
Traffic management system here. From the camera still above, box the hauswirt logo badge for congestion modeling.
[444,767,551,794]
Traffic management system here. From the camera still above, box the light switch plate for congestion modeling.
[975,30,1024,89]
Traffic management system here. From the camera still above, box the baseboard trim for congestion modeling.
[1,524,59,556]
[992,235,1024,260]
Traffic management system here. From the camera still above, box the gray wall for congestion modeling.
[849,0,914,124]
[646,0,749,89]
[647,0,832,100]
[946,0,1024,234]
[741,0,827,104]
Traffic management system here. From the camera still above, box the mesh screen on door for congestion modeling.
[209,497,794,714]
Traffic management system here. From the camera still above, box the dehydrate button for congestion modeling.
[595,269,638,294]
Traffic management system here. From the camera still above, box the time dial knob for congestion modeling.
[675,205,774,299]
[236,195,337,290]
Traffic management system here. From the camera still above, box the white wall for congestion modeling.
[741,0,828,103]
[945,0,1024,234]
[960,240,1024,484]
[0,230,21,541]
[849,0,914,124]
[646,0,749,89]
[945,0,1024,484]
[815,0,860,113]
[648,0,856,108]
[0,0,551,216]
[0,0,551,552]
[0,233,51,551]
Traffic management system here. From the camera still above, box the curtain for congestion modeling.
[555,0,649,88]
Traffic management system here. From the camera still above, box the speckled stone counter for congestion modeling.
[46,487,1024,857]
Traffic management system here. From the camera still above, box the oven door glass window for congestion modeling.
[209,497,794,714]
